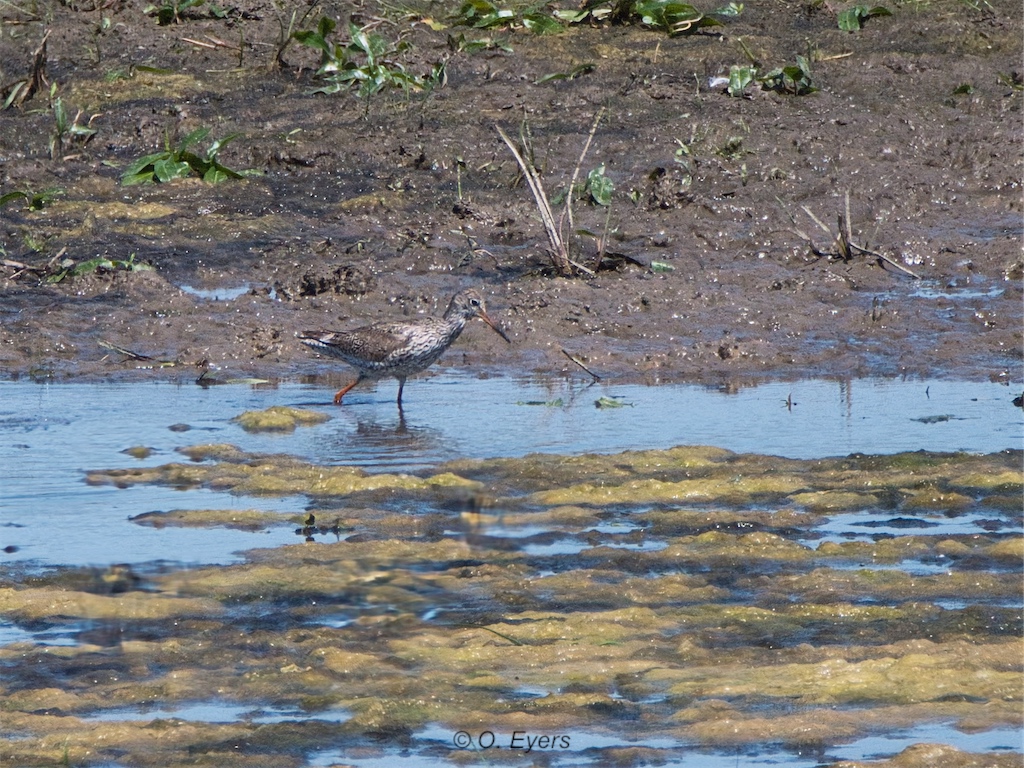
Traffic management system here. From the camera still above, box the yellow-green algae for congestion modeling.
[130,508,307,529]
[0,587,222,621]
[232,406,330,433]
[3,446,1020,767]
[87,443,481,496]
[503,448,1024,508]
[832,743,1021,768]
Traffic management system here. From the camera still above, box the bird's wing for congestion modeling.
[300,322,424,364]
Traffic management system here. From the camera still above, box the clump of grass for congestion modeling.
[294,17,445,104]
[48,86,99,160]
[451,0,564,33]
[559,0,742,35]
[760,55,817,95]
[144,0,230,25]
[47,253,153,284]
[447,32,514,54]
[721,56,818,97]
[498,109,612,277]
[2,30,49,109]
[837,4,891,30]
[121,127,247,185]
[0,188,63,211]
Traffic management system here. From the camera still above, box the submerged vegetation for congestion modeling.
[2,439,1021,766]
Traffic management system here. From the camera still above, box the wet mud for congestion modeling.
[0,0,1021,386]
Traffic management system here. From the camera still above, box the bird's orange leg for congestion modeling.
[333,379,360,405]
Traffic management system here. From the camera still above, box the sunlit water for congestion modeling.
[0,376,1019,569]
[0,375,1020,766]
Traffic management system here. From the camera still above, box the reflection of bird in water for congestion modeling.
[299,288,511,406]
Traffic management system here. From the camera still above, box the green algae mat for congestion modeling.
[2,438,1021,768]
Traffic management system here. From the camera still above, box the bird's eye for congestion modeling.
[470,298,480,306]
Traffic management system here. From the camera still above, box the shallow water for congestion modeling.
[1,375,1019,569]
[0,375,1020,768]
[302,722,1023,768]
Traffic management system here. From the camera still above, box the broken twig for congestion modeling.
[562,348,601,381]
[496,124,571,275]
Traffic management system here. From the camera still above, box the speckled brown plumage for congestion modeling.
[298,288,510,405]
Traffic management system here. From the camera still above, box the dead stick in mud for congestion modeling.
[98,341,155,361]
[818,51,854,61]
[783,196,921,279]
[98,341,182,367]
[493,126,561,268]
[1,259,45,280]
[496,124,598,277]
[837,214,852,261]
[562,349,601,381]
[840,190,855,259]
[849,242,922,279]
[562,108,605,238]
[496,124,573,276]
[799,204,831,236]
[25,30,50,105]
[181,35,241,53]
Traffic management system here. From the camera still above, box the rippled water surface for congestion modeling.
[1,375,1020,768]
[1,375,1019,569]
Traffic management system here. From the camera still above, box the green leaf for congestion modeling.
[535,63,594,84]
[153,157,191,182]
[837,7,861,30]
[727,64,756,96]
[121,171,155,186]
[587,164,614,206]
[838,4,891,30]
[133,65,176,74]
[0,191,30,208]
[2,80,28,110]
[453,0,498,25]
[203,166,229,184]
[293,29,331,55]
[595,396,632,408]
[759,54,816,95]
[177,151,209,173]
[215,163,244,180]
[633,0,724,35]
[120,152,166,179]
[521,12,563,33]
[553,9,589,21]
[175,126,210,154]
[52,98,68,132]
[205,132,241,159]
[318,15,336,38]
[711,1,743,16]
[69,257,115,276]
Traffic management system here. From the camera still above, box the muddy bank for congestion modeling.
[0,0,1021,387]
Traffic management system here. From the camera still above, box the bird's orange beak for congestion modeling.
[477,310,511,343]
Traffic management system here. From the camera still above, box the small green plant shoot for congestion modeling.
[121,127,245,185]
[837,4,891,30]
[294,18,440,100]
